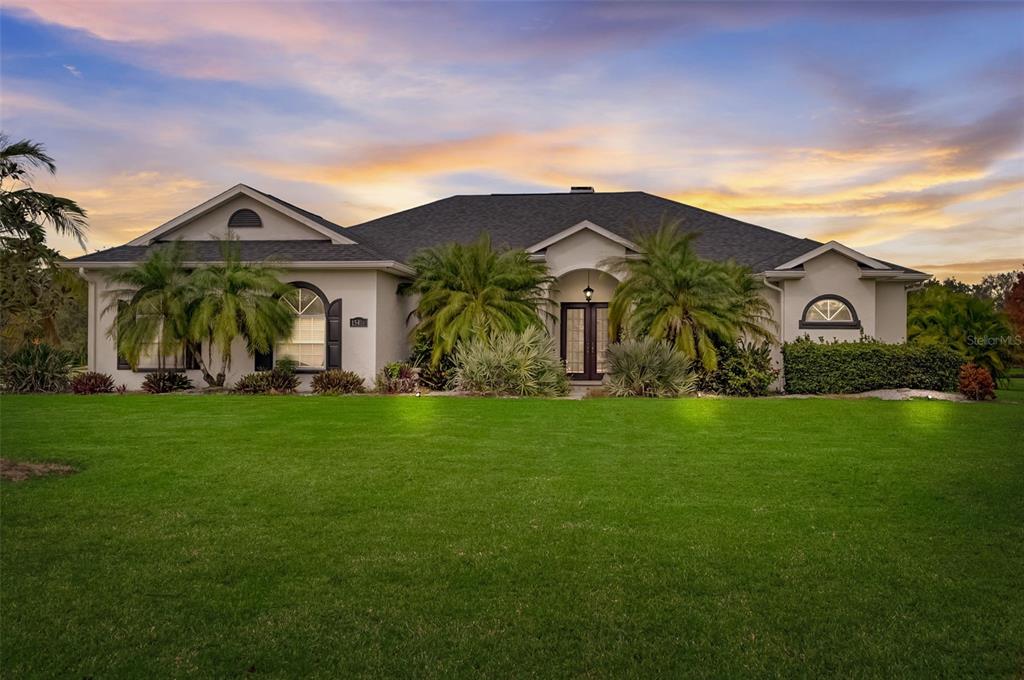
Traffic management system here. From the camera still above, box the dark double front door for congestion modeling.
[560,302,609,381]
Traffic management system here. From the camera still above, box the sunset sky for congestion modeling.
[2,1,1022,281]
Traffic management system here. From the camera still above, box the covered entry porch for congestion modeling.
[550,268,619,381]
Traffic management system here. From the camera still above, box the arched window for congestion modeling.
[800,295,860,329]
[228,208,262,228]
[276,285,326,369]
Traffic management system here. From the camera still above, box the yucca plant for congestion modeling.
[0,342,76,393]
[454,326,569,397]
[604,337,696,397]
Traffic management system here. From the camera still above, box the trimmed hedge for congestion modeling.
[782,337,961,394]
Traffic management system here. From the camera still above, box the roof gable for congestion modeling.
[127,184,355,246]
[526,220,639,253]
[774,240,888,271]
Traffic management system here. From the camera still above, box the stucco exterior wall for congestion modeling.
[779,251,875,342]
[162,195,328,241]
[552,269,619,304]
[874,282,908,342]
[543,228,626,278]
[83,267,392,390]
[375,271,415,368]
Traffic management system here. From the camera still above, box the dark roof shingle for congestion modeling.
[70,240,387,264]
[347,191,824,270]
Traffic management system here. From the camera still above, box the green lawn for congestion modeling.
[2,394,1022,678]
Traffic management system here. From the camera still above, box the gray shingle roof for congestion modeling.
[69,240,387,264]
[246,186,350,236]
[346,191,825,271]
[69,187,921,274]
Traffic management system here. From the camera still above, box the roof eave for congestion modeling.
[63,259,414,277]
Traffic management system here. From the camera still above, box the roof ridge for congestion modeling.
[636,192,809,246]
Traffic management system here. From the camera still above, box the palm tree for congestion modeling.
[1,134,89,354]
[1,134,87,253]
[188,240,295,386]
[104,241,191,373]
[909,285,1014,382]
[603,219,775,372]
[406,233,555,365]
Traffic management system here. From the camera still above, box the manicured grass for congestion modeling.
[2,394,1022,678]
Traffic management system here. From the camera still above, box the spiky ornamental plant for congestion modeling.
[406,233,555,366]
[603,219,776,372]
[187,240,295,386]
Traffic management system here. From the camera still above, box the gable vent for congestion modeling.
[228,208,262,228]
[570,186,594,193]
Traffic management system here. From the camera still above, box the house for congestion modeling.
[66,184,929,388]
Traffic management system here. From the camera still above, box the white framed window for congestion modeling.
[800,295,860,329]
[275,287,326,369]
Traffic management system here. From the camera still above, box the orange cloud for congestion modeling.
[252,128,625,189]
[44,172,213,254]
[914,258,1023,283]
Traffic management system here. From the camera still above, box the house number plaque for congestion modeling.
[349,317,369,328]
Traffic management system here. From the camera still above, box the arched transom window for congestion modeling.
[800,295,860,329]
[276,287,326,369]
[228,208,262,228]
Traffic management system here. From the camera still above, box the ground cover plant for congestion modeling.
[1,394,1021,678]
[69,371,115,395]
[311,369,365,395]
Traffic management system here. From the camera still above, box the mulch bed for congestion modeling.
[0,458,78,482]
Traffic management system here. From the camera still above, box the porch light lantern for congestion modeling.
[583,271,594,302]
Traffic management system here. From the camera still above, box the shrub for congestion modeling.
[232,372,270,394]
[697,341,778,396]
[959,363,995,401]
[604,337,697,397]
[0,343,76,393]
[782,337,961,394]
[410,332,457,391]
[70,371,115,395]
[455,327,569,397]
[232,360,300,395]
[141,371,194,394]
[375,361,419,394]
[312,369,366,395]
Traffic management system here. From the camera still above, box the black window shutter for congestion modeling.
[254,348,273,371]
[116,301,130,370]
[327,299,342,369]
[185,342,201,370]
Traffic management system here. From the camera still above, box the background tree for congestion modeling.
[0,134,89,357]
[908,285,1014,382]
[405,233,554,365]
[603,220,775,372]
[1003,272,1024,366]
[918,269,1022,308]
[188,240,295,386]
